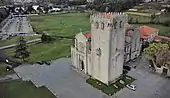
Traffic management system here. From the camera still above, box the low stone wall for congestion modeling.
[0,39,41,50]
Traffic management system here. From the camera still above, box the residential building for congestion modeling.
[71,12,142,85]
[140,25,158,42]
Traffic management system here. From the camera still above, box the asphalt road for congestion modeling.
[117,57,170,98]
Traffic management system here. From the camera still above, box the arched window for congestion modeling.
[114,21,117,29]
[107,23,112,27]
[95,22,99,29]
[119,21,122,28]
[101,22,104,30]
[78,42,85,52]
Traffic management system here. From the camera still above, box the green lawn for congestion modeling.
[125,11,151,17]
[133,24,170,36]
[0,80,56,98]
[0,63,14,76]
[30,13,90,37]
[128,15,151,23]
[0,36,41,46]
[3,13,90,63]
[3,39,73,63]
[86,75,135,96]
[2,13,90,63]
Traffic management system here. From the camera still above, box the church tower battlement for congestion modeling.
[90,12,128,85]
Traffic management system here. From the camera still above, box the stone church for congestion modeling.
[71,12,141,85]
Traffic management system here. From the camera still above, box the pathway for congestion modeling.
[0,38,41,50]
[0,74,19,82]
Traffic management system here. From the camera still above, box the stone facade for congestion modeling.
[124,26,142,62]
[71,12,141,85]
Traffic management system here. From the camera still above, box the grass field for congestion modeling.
[3,39,73,63]
[3,13,169,63]
[125,11,151,17]
[2,13,90,63]
[0,80,56,98]
[30,13,90,37]
[0,36,41,46]
[128,15,151,23]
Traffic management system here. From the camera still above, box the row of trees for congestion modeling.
[87,0,143,12]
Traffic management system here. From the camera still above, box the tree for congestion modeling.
[143,42,170,69]
[163,20,170,27]
[150,13,156,23]
[144,42,169,60]
[128,17,133,24]
[155,49,170,67]
[15,37,30,61]
[135,18,139,24]
[41,33,55,43]
[37,6,43,14]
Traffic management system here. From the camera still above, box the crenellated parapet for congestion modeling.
[90,12,128,31]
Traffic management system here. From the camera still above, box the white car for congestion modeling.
[126,84,136,91]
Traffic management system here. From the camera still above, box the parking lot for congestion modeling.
[14,58,109,98]
[118,57,170,98]
[14,57,170,98]
[2,16,33,35]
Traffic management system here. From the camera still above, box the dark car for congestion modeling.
[36,61,44,65]
[123,66,131,71]
[6,66,12,71]
[123,69,128,74]
[44,61,51,65]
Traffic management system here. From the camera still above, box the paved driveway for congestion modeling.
[118,57,170,98]
[14,58,109,98]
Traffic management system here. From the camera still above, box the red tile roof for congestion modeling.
[154,36,170,41]
[141,34,148,40]
[84,32,91,38]
[140,25,158,36]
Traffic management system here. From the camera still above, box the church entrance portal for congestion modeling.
[80,60,84,71]
[162,68,168,75]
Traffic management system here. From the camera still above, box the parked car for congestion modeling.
[36,61,44,65]
[126,84,136,91]
[6,66,12,71]
[123,69,128,74]
[123,66,131,71]
[44,61,51,65]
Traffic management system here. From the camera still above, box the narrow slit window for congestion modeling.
[114,22,117,29]
[120,21,122,28]
[101,22,104,30]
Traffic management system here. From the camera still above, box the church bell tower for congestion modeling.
[90,12,128,85]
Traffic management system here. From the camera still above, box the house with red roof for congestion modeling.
[140,25,158,42]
